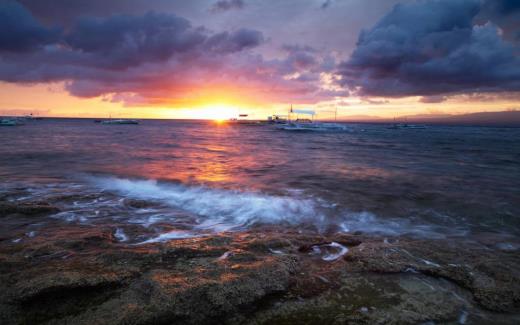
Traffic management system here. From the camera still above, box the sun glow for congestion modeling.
[187,105,239,120]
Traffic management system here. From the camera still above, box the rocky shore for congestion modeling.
[1,199,519,324]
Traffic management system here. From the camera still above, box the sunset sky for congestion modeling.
[0,0,519,120]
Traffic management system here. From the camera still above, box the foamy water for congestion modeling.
[1,119,519,243]
[92,177,323,227]
[80,176,462,242]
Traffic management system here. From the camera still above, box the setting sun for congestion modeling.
[187,105,239,120]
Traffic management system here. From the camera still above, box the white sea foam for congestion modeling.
[114,228,128,242]
[88,176,453,241]
[51,211,88,223]
[458,310,468,324]
[311,242,349,261]
[338,212,465,238]
[26,231,37,238]
[91,177,323,228]
[322,242,349,261]
[218,251,233,261]
[138,230,200,244]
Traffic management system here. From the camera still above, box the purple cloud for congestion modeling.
[337,0,520,97]
[0,2,335,106]
[205,28,264,53]
[64,12,206,70]
[210,0,245,13]
[0,1,60,52]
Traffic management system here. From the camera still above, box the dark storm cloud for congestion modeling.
[65,12,207,70]
[210,0,244,13]
[0,1,60,52]
[0,1,334,105]
[484,0,520,15]
[338,0,520,97]
[0,3,258,90]
[205,28,264,53]
[479,0,520,41]
[16,0,199,26]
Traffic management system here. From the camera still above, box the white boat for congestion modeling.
[101,119,139,125]
[0,118,23,126]
[278,121,348,132]
[228,114,263,125]
[267,115,288,124]
[388,123,426,130]
[276,106,348,132]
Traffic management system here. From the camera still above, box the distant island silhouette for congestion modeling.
[340,110,520,126]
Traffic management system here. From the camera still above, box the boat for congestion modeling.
[267,115,288,124]
[228,114,263,125]
[388,117,426,129]
[278,121,348,132]
[21,113,43,121]
[0,118,23,126]
[388,123,426,129]
[101,119,139,125]
[276,106,348,132]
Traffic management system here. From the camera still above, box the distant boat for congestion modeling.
[101,119,139,125]
[267,115,288,124]
[388,117,426,129]
[229,114,262,125]
[388,123,426,130]
[276,105,348,131]
[0,118,23,126]
[21,113,43,120]
[278,122,348,132]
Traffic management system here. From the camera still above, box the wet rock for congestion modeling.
[0,201,59,216]
[247,237,293,253]
[0,225,519,324]
[244,274,468,325]
[331,234,364,247]
[123,198,156,209]
[342,239,520,313]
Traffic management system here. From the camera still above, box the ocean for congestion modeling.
[1,118,519,244]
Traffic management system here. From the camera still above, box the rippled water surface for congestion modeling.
[1,119,519,243]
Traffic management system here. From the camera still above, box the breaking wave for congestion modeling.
[91,176,324,228]
[86,176,462,242]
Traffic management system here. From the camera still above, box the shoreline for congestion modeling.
[1,198,519,324]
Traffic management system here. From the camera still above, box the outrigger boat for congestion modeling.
[228,114,263,125]
[388,123,426,129]
[101,119,139,125]
[277,105,348,131]
[388,118,426,129]
[267,114,288,124]
[0,118,23,126]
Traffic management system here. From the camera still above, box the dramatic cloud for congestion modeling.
[0,1,60,52]
[338,0,520,98]
[65,12,206,70]
[205,28,264,53]
[483,0,520,16]
[4,0,517,110]
[210,0,244,13]
[0,1,335,106]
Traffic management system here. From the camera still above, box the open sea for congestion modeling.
[1,119,519,245]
